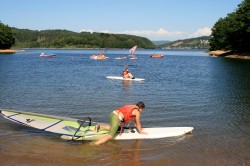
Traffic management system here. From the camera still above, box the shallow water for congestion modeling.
[0,49,250,165]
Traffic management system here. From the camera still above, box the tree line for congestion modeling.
[0,22,15,49]
[0,23,155,49]
[1,0,249,52]
[209,0,250,52]
[11,28,155,49]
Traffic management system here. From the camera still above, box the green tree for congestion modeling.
[11,28,155,49]
[209,0,250,52]
[0,22,15,49]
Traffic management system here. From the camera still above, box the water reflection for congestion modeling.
[209,58,250,127]
[122,80,132,90]
[108,140,142,165]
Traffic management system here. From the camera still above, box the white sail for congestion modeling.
[129,45,137,55]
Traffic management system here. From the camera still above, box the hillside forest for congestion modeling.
[0,0,249,53]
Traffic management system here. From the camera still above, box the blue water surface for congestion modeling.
[0,49,250,165]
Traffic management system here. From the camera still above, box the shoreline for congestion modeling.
[0,49,24,54]
[208,50,250,59]
[2,48,250,60]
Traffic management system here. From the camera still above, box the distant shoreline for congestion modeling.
[0,49,24,54]
[208,50,250,59]
[2,49,250,60]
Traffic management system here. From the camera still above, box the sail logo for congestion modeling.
[26,119,35,123]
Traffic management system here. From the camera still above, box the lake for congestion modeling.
[0,49,250,165]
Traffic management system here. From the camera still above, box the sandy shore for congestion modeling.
[208,50,250,59]
[208,50,229,56]
[0,49,24,54]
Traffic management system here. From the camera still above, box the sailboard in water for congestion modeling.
[106,76,145,81]
[0,109,193,141]
[129,45,137,59]
[0,109,107,138]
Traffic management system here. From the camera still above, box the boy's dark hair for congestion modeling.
[136,102,145,109]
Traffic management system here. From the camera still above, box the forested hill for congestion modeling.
[11,28,155,49]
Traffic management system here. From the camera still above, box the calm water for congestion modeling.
[0,49,250,165]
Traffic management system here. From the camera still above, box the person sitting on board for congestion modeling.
[122,68,135,79]
[94,102,147,146]
[97,54,106,59]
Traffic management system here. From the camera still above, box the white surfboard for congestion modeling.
[106,76,145,81]
[114,127,193,140]
[60,127,194,141]
[114,56,127,60]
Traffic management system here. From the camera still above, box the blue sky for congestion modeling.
[0,0,243,41]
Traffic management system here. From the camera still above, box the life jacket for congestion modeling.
[117,105,140,135]
[122,70,129,77]
[117,105,140,124]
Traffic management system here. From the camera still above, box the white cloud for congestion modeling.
[187,27,212,38]
[80,27,211,41]
[98,28,186,41]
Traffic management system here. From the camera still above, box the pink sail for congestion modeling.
[129,45,137,55]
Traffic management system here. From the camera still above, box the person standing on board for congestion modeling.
[122,68,134,79]
[94,102,147,146]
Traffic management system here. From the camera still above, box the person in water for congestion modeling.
[94,102,147,146]
[122,68,134,79]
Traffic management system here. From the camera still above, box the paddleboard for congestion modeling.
[0,109,193,141]
[61,127,194,141]
[106,76,145,81]
[114,56,127,60]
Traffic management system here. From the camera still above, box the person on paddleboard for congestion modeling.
[94,102,147,145]
[122,68,135,79]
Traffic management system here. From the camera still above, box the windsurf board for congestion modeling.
[61,127,194,141]
[106,76,145,81]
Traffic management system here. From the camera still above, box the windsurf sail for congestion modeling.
[0,109,108,138]
[129,45,137,55]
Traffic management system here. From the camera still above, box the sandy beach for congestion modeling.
[0,49,24,54]
[208,50,250,59]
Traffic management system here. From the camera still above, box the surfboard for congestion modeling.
[106,76,145,81]
[0,109,193,141]
[114,56,127,60]
[60,127,194,141]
